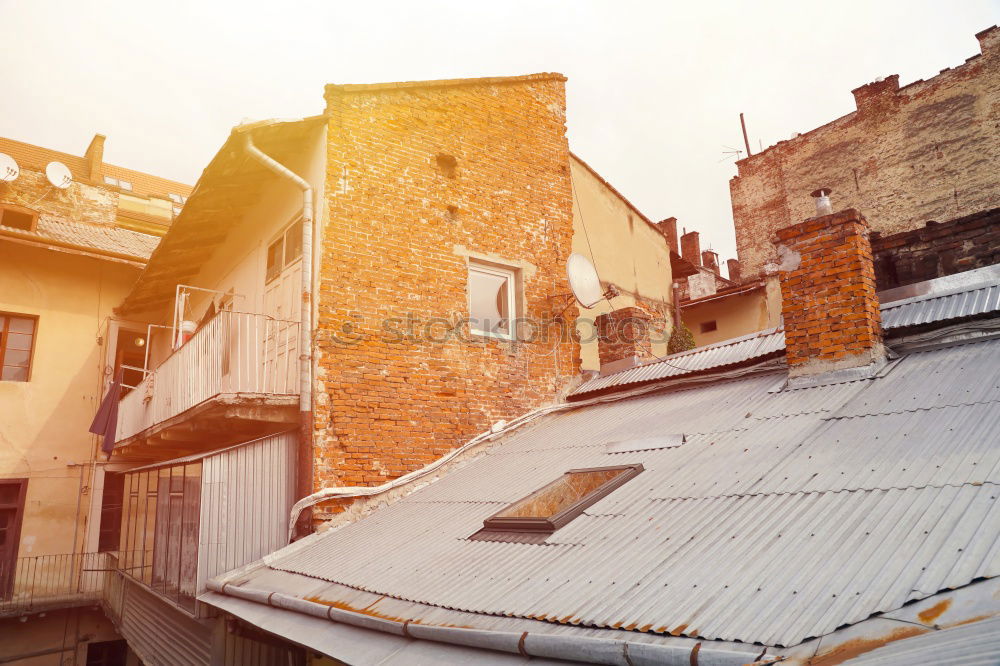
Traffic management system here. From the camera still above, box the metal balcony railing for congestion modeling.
[0,551,121,616]
[116,310,300,443]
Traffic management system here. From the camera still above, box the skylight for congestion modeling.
[472,464,643,541]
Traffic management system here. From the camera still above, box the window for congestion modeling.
[0,479,27,599]
[266,218,303,283]
[700,320,718,333]
[468,261,517,339]
[471,464,643,542]
[0,313,37,382]
[0,206,37,232]
[102,176,132,191]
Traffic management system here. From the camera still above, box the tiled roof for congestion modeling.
[1,215,159,261]
[0,135,191,199]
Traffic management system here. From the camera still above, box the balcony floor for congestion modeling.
[113,392,300,462]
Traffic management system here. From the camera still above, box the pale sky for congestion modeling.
[2,0,997,266]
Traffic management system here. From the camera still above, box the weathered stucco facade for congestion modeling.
[569,154,674,370]
[731,27,1000,278]
[314,74,578,500]
[0,135,190,664]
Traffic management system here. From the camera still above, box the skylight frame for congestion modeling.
[481,463,643,535]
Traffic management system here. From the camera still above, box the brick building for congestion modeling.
[678,26,1000,348]
[314,75,579,495]
[79,72,678,664]
[731,26,1000,279]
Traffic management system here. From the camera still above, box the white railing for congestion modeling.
[116,310,299,442]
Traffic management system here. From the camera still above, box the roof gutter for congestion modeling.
[206,580,766,666]
[242,132,315,535]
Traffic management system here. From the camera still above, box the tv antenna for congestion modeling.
[567,252,618,309]
[0,153,19,182]
[720,145,744,163]
[45,161,73,189]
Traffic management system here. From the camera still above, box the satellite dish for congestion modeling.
[567,252,606,308]
[45,161,73,189]
[0,153,19,182]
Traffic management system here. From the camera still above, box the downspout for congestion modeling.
[243,132,315,538]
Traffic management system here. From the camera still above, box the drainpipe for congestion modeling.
[243,132,315,538]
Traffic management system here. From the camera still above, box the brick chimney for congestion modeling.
[85,134,106,182]
[657,217,679,254]
[773,208,884,377]
[727,258,741,283]
[976,25,999,57]
[595,306,651,375]
[701,250,719,274]
[680,230,701,267]
[851,75,900,115]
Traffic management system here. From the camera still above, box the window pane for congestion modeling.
[284,219,302,264]
[3,350,29,366]
[266,238,283,281]
[1,366,27,381]
[8,317,34,335]
[494,468,627,520]
[469,269,510,335]
[5,332,32,351]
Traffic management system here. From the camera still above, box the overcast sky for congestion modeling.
[2,0,996,264]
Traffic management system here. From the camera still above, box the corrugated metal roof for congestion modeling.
[219,334,1000,649]
[571,270,1000,398]
[842,616,1000,665]
[881,282,1000,329]
[571,327,785,397]
[2,215,159,260]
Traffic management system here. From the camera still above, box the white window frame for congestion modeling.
[468,261,518,340]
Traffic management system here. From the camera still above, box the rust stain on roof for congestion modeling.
[305,595,422,625]
[809,626,927,666]
[916,598,952,624]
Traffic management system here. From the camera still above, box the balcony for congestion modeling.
[0,551,114,617]
[114,310,300,460]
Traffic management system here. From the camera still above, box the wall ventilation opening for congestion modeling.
[0,207,37,232]
[700,320,718,333]
[435,153,457,178]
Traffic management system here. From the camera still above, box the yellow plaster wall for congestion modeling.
[570,156,673,370]
[0,242,140,560]
[682,276,783,347]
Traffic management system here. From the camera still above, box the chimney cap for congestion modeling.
[810,188,833,198]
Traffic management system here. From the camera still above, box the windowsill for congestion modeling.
[470,329,516,342]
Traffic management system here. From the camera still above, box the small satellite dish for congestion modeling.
[567,252,606,309]
[45,161,73,189]
[0,153,19,182]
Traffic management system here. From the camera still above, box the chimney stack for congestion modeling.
[774,208,884,377]
[85,134,106,182]
[701,250,719,274]
[595,307,652,375]
[727,258,741,283]
[851,75,900,114]
[657,217,679,255]
[680,230,701,267]
[976,25,999,57]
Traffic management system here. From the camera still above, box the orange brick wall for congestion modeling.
[313,74,578,501]
[775,209,884,376]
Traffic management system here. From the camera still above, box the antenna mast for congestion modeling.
[740,112,753,158]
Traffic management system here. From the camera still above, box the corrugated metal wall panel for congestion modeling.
[118,575,213,666]
[198,431,297,592]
